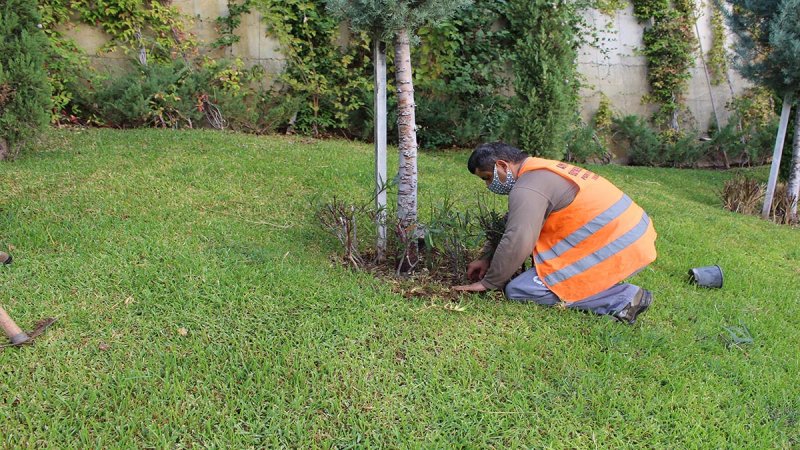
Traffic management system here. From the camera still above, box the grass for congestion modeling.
[1,128,798,448]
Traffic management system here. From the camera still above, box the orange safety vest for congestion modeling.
[518,158,657,302]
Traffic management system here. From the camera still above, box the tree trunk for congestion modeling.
[787,106,800,220]
[373,39,388,262]
[393,28,419,271]
[762,94,793,219]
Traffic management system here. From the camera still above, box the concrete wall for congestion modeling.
[578,3,749,134]
[64,1,748,136]
[168,0,286,75]
[60,0,286,75]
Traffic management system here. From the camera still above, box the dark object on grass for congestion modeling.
[0,252,11,265]
[0,304,56,348]
[688,265,724,288]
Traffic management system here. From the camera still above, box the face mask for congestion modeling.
[488,164,515,195]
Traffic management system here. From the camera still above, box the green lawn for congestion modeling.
[1,129,798,448]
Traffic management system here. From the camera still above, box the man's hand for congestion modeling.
[466,259,490,282]
[453,281,488,292]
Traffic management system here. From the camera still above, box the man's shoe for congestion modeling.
[613,289,653,324]
[0,252,11,265]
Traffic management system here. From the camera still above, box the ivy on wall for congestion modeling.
[252,0,372,136]
[706,5,728,85]
[633,0,697,130]
[40,0,195,60]
[595,0,628,16]
[213,0,253,49]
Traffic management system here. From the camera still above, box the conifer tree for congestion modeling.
[0,0,52,159]
[726,0,800,219]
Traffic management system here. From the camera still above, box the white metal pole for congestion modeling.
[762,93,793,219]
[374,39,388,261]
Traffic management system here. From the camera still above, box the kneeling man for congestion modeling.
[454,142,657,324]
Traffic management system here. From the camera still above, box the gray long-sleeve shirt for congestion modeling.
[480,168,578,290]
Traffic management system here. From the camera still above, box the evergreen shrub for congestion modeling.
[74,59,297,132]
[564,125,611,164]
[504,0,582,159]
[0,0,52,159]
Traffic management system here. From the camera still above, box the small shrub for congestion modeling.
[0,0,52,158]
[565,124,612,164]
[216,89,304,134]
[748,119,779,167]
[73,58,292,131]
[703,121,746,168]
[661,130,705,168]
[422,198,477,283]
[78,60,203,128]
[613,115,719,167]
[475,201,506,260]
[612,115,662,166]
[721,176,764,215]
[726,87,779,166]
[769,183,798,225]
[315,196,372,267]
[593,93,614,132]
[315,193,504,284]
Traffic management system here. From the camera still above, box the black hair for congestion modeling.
[467,142,528,174]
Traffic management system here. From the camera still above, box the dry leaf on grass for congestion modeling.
[443,303,467,312]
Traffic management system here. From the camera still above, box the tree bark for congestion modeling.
[787,106,800,220]
[374,39,388,262]
[762,94,793,219]
[393,28,419,270]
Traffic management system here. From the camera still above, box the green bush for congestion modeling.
[703,120,745,167]
[504,0,582,158]
[724,87,779,166]
[564,124,612,164]
[72,59,296,132]
[79,61,203,128]
[415,83,509,149]
[613,115,662,165]
[412,8,513,149]
[0,0,52,158]
[612,113,772,168]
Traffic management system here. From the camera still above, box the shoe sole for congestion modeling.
[629,290,653,324]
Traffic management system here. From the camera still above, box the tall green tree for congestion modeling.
[726,0,800,220]
[0,0,52,159]
[503,0,583,158]
[327,0,470,269]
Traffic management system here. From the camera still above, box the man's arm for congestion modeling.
[454,170,577,292]
[479,187,548,289]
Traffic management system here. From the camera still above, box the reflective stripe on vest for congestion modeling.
[538,212,652,287]
[534,194,633,265]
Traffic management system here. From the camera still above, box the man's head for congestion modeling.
[467,142,528,192]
